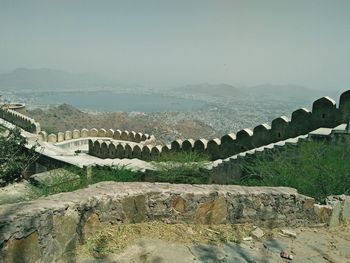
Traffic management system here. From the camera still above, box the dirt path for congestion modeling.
[76,222,350,263]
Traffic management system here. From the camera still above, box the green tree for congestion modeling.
[0,127,39,186]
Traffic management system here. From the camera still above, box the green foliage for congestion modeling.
[90,165,143,184]
[148,151,210,184]
[42,126,59,135]
[153,151,210,163]
[238,139,350,202]
[0,127,39,186]
[151,162,209,184]
[34,165,142,196]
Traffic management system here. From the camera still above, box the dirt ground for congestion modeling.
[76,222,350,263]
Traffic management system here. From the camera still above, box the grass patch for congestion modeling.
[153,151,210,163]
[237,138,350,202]
[0,125,7,133]
[150,161,209,184]
[33,165,142,196]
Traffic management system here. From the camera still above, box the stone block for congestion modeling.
[252,123,271,147]
[134,132,143,143]
[47,133,57,143]
[312,96,338,129]
[194,139,208,152]
[122,195,147,223]
[124,144,133,158]
[150,145,162,159]
[129,131,136,141]
[81,128,89,137]
[64,130,72,140]
[57,132,64,142]
[98,128,107,137]
[90,128,98,137]
[141,145,152,160]
[3,231,41,263]
[170,139,182,152]
[173,196,187,213]
[116,143,125,158]
[195,197,227,224]
[108,142,117,158]
[106,129,114,138]
[113,129,122,140]
[271,116,290,142]
[339,89,350,122]
[132,145,142,159]
[220,133,236,158]
[121,130,129,141]
[290,108,312,137]
[38,131,48,142]
[72,129,80,139]
[182,139,195,152]
[313,204,333,224]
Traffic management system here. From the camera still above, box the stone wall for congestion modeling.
[205,122,349,184]
[39,128,152,144]
[1,182,348,262]
[88,90,350,161]
[0,107,41,134]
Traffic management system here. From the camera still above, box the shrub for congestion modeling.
[34,165,142,196]
[0,127,39,186]
[153,151,210,163]
[238,139,350,202]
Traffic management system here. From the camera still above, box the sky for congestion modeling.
[0,0,350,89]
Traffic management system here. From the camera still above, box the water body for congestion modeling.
[22,91,207,112]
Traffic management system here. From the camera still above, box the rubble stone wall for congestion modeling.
[0,107,41,134]
[0,182,348,262]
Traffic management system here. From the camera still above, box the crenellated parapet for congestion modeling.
[87,89,350,161]
[41,127,152,145]
[0,107,41,134]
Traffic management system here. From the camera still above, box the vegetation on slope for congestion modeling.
[238,138,350,202]
[33,166,143,196]
[0,127,39,186]
[28,104,218,142]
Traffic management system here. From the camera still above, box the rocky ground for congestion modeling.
[77,222,350,263]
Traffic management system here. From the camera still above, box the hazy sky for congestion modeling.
[1,0,350,89]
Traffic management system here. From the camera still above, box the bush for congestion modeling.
[238,139,350,202]
[34,165,142,196]
[153,151,210,163]
[150,162,209,184]
[0,127,39,186]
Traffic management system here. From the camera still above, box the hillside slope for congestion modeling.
[28,104,218,142]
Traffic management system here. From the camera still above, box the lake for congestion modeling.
[21,91,207,112]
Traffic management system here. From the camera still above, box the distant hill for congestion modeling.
[28,104,217,142]
[175,83,323,101]
[247,84,320,100]
[177,83,243,97]
[0,68,116,90]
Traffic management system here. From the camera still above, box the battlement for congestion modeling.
[88,90,350,161]
[38,128,152,144]
[0,107,40,134]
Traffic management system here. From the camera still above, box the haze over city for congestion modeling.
[1,0,350,90]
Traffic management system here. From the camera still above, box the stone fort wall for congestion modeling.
[0,107,41,134]
[88,90,350,161]
[37,128,152,144]
[1,182,349,262]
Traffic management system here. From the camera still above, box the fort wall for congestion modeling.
[88,90,350,161]
[1,182,348,262]
[38,128,152,145]
[0,107,41,134]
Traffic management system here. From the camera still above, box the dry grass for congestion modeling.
[78,222,254,259]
